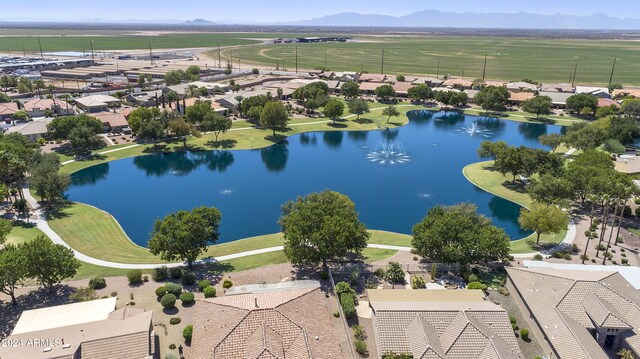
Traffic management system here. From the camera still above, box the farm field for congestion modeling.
[216,36,640,85]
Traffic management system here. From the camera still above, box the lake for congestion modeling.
[67,110,563,247]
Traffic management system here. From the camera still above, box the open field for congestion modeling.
[463,161,567,253]
[217,36,640,85]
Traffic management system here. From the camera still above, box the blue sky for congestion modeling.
[4,0,640,22]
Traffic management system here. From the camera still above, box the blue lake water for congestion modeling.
[67,110,563,247]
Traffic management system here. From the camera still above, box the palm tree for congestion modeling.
[596,194,611,258]
[583,193,599,264]
[617,348,634,359]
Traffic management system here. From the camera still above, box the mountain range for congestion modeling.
[286,10,640,30]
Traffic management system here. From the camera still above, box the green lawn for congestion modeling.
[5,221,46,245]
[362,248,399,263]
[218,36,640,85]
[463,161,567,253]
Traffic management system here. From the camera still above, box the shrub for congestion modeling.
[591,258,597,263]
[509,315,517,324]
[169,317,181,325]
[181,272,196,286]
[580,254,589,261]
[520,328,530,341]
[69,287,98,302]
[623,205,632,217]
[252,68,260,74]
[533,254,543,261]
[412,275,426,289]
[572,243,579,253]
[170,267,183,279]
[180,292,195,305]
[223,280,233,289]
[155,286,168,297]
[374,267,385,278]
[353,324,367,340]
[183,324,193,342]
[499,287,510,296]
[110,291,118,297]
[169,343,176,349]
[618,237,625,243]
[198,280,211,291]
[203,286,217,298]
[164,282,182,296]
[622,258,629,265]
[143,275,149,282]
[340,293,356,319]
[335,281,356,296]
[129,301,136,305]
[320,270,329,280]
[467,282,487,290]
[467,274,478,283]
[153,266,169,281]
[333,311,340,318]
[89,277,106,290]
[160,294,177,309]
[127,269,143,285]
[512,322,518,331]
[354,340,368,356]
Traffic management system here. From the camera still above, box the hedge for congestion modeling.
[155,286,168,297]
[467,282,487,290]
[180,292,195,305]
[198,280,211,292]
[183,324,193,342]
[89,277,106,290]
[340,293,356,319]
[203,286,217,298]
[164,282,182,296]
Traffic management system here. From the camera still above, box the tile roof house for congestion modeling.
[190,281,344,359]
[540,83,575,93]
[75,95,121,113]
[507,267,640,359]
[359,73,387,82]
[598,98,620,108]
[0,297,155,359]
[0,102,19,120]
[392,82,414,95]
[369,289,523,359]
[575,86,611,99]
[508,91,536,104]
[413,77,445,88]
[613,88,640,99]
[442,78,473,90]
[92,112,129,130]
[538,91,573,107]
[6,118,52,141]
[359,81,385,93]
[23,98,74,118]
[506,81,538,92]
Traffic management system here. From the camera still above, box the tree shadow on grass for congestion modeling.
[265,134,288,143]
[353,117,373,124]
[142,144,169,154]
[388,121,403,127]
[327,122,348,128]
[205,139,237,149]
[43,200,73,220]
[529,117,558,125]
[198,261,235,284]
[502,180,527,193]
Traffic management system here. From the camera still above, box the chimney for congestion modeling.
[254,297,259,308]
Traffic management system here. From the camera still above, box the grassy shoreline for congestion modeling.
[462,161,566,253]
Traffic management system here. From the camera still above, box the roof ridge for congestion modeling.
[212,310,252,356]
[555,309,597,359]
[274,287,319,309]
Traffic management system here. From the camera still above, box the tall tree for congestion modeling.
[279,190,370,268]
[566,94,598,115]
[148,207,221,268]
[475,86,510,112]
[348,99,370,120]
[374,84,395,101]
[518,203,569,245]
[407,84,432,102]
[340,81,360,99]
[68,125,104,156]
[200,113,232,142]
[260,101,289,136]
[0,244,28,305]
[29,152,70,205]
[323,99,345,124]
[137,119,166,146]
[167,118,199,147]
[522,96,552,119]
[22,236,80,293]
[382,104,400,124]
[538,133,565,153]
[412,203,510,265]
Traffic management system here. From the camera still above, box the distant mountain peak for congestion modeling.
[183,18,215,25]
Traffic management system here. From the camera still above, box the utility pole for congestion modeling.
[609,57,617,86]
[217,43,221,68]
[37,36,44,59]
[361,63,363,73]
[482,53,488,82]
[436,58,440,79]
[230,50,233,72]
[90,39,95,62]
[295,46,298,73]
[148,41,153,65]
[381,49,385,74]
[22,44,26,57]
[461,66,465,79]
[571,62,578,87]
